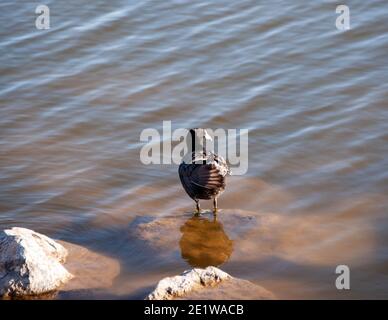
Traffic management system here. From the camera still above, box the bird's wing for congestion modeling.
[190,164,225,189]
[179,163,225,199]
[211,153,231,176]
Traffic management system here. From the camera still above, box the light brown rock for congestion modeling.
[146,266,274,300]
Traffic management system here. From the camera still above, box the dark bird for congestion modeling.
[179,128,230,215]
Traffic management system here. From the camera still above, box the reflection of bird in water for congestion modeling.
[179,215,233,268]
[179,128,230,215]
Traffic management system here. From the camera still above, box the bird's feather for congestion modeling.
[179,152,229,200]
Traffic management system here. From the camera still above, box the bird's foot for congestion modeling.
[194,209,201,216]
[213,198,218,217]
[194,201,201,216]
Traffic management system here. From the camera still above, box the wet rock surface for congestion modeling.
[128,209,279,268]
[58,240,120,296]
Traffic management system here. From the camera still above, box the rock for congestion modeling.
[146,266,229,300]
[129,210,279,269]
[180,277,275,300]
[146,266,274,300]
[58,240,120,295]
[0,227,73,297]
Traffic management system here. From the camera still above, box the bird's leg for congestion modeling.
[213,197,218,216]
[194,200,201,215]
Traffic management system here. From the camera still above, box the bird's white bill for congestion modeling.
[204,130,212,141]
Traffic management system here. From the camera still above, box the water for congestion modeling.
[1,0,387,299]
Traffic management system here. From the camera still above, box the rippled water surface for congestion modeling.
[1,1,388,299]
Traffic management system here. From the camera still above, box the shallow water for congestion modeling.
[1,0,388,299]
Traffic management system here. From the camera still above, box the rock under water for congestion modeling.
[58,240,120,297]
[129,209,278,269]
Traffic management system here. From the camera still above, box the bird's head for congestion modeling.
[189,128,212,143]
[187,128,212,157]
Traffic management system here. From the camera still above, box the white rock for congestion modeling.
[146,266,274,300]
[0,227,73,297]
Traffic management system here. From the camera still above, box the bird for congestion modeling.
[178,128,230,215]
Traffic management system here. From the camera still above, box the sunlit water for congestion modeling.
[1,0,387,299]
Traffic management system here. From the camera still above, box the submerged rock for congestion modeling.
[58,240,120,295]
[146,266,274,300]
[0,227,73,297]
[129,210,277,269]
